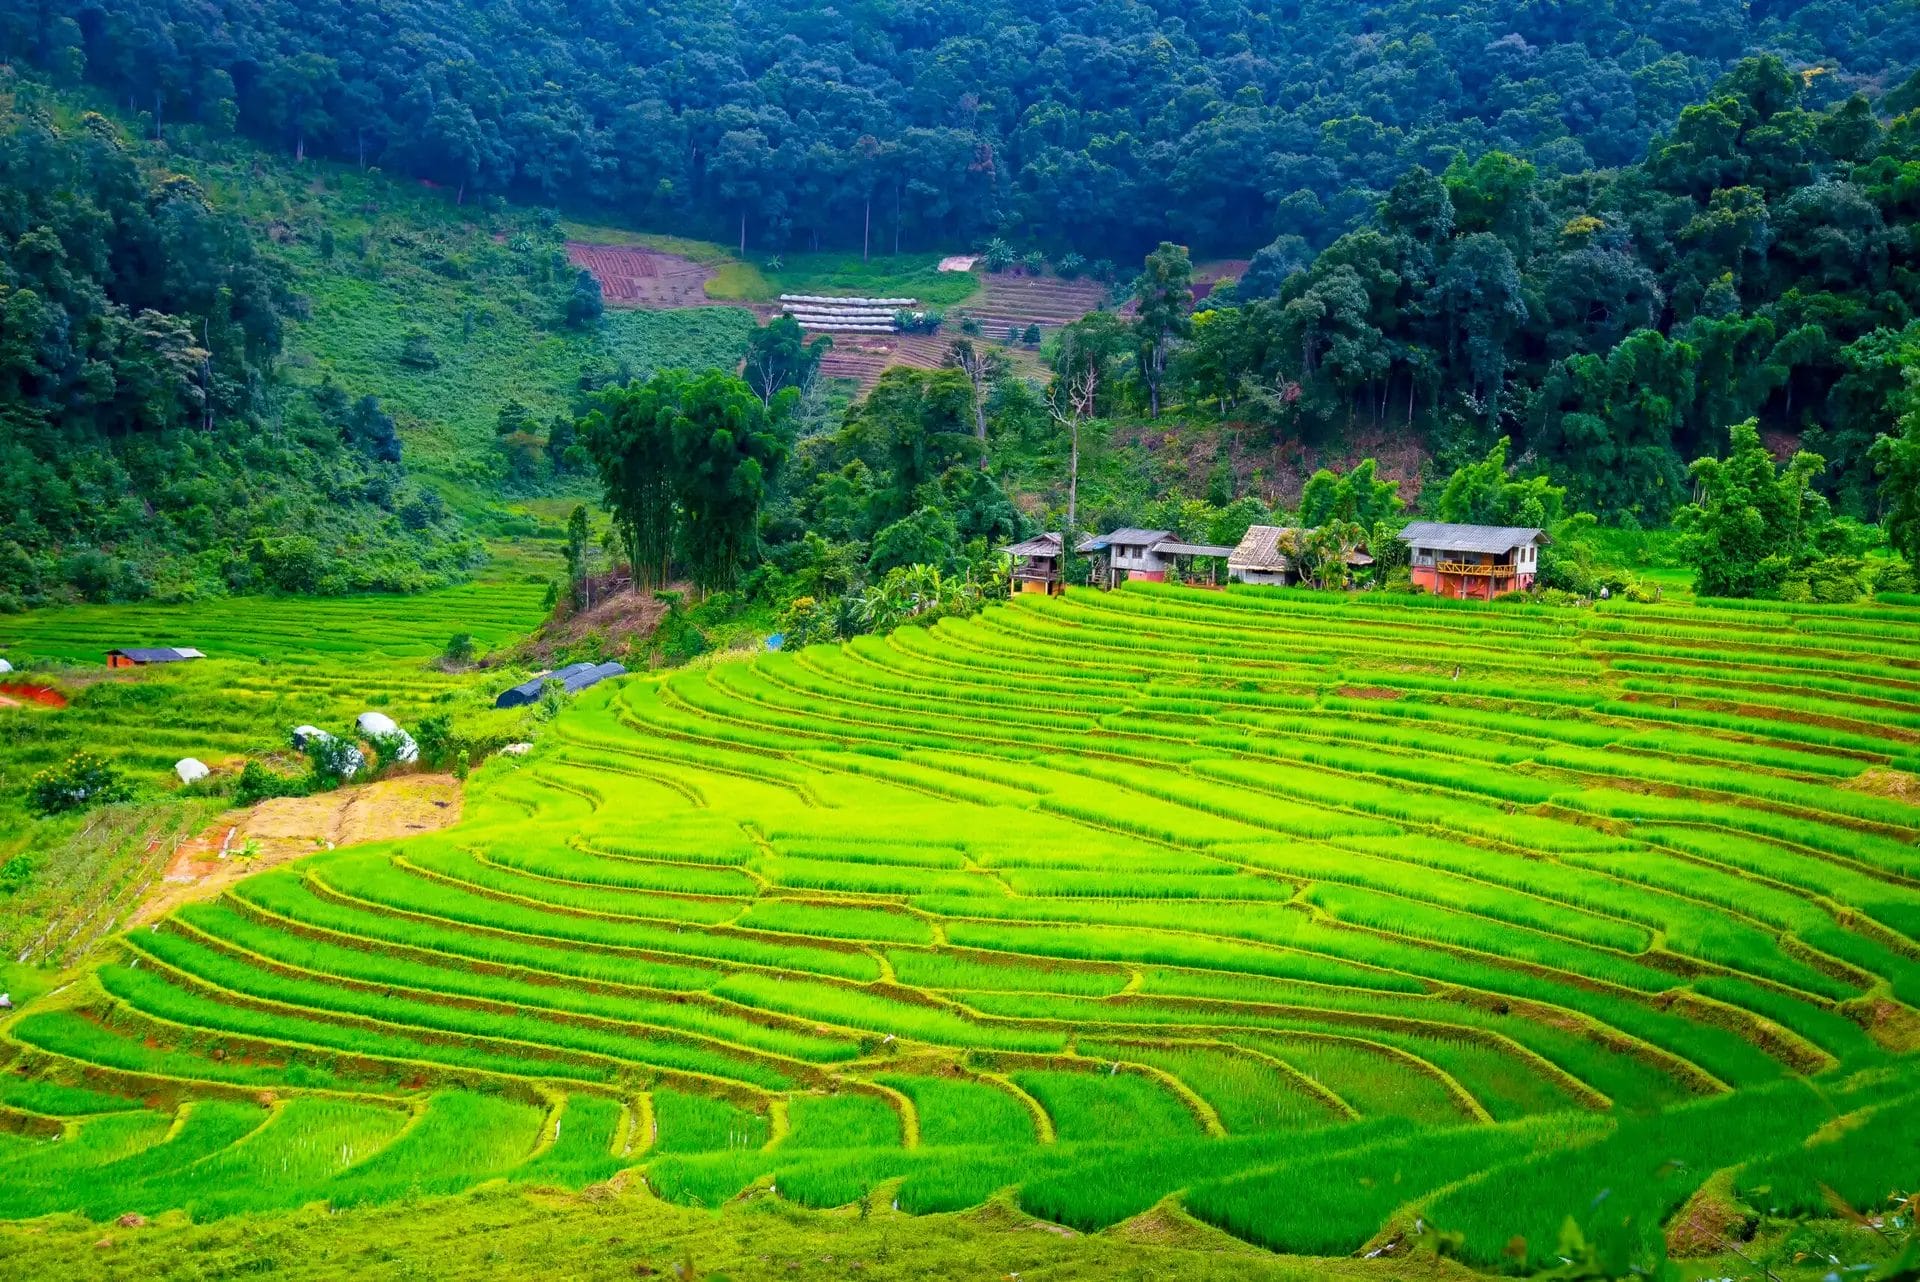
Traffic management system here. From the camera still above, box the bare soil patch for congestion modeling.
[507,572,673,668]
[1191,258,1251,302]
[0,682,68,708]
[1665,1170,1755,1257]
[970,271,1110,333]
[566,242,717,308]
[815,331,1045,392]
[132,773,462,926]
[1844,766,1920,801]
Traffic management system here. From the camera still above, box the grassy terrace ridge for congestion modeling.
[3,581,1920,1273]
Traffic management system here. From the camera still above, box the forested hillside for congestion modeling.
[0,73,763,610]
[1150,56,1920,522]
[0,81,485,609]
[6,0,1914,257]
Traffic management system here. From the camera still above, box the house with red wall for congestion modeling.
[1398,522,1546,600]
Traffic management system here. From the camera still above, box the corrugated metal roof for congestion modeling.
[1396,521,1548,553]
[1153,540,1233,557]
[109,646,203,663]
[1077,528,1173,553]
[1002,533,1063,558]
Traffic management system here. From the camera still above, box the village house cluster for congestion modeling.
[1004,522,1547,600]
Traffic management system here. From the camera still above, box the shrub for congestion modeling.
[414,713,455,768]
[0,854,37,894]
[454,748,470,780]
[29,753,132,816]
[980,238,1015,272]
[365,730,415,774]
[232,761,310,807]
[1056,252,1086,279]
[1023,323,1041,345]
[305,732,364,786]
[443,633,477,667]
[1873,560,1917,595]
[1020,249,1047,275]
[397,328,439,369]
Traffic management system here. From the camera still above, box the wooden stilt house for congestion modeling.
[1075,529,1233,589]
[1398,522,1546,599]
[1001,533,1066,595]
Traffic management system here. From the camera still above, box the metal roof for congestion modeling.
[1396,521,1548,553]
[1079,528,1173,553]
[1002,533,1063,558]
[1153,540,1234,557]
[108,646,204,663]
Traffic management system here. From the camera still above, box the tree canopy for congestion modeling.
[582,369,793,595]
[0,91,476,607]
[11,0,1911,259]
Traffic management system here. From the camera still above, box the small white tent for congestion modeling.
[175,758,210,784]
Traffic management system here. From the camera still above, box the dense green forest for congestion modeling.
[0,81,488,609]
[5,0,1914,257]
[1157,55,1920,521]
[0,74,761,610]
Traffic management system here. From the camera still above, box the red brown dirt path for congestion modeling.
[565,242,719,308]
[0,683,68,708]
[130,773,463,926]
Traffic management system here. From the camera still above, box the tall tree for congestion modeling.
[1676,419,1828,597]
[744,316,828,407]
[1132,242,1194,418]
[580,376,683,594]
[670,371,791,594]
[1870,396,1920,570]
[944,338,1007,454]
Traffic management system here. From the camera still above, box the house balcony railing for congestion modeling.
[1433,560,1517,577]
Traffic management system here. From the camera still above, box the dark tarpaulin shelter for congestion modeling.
[494,661,628,709]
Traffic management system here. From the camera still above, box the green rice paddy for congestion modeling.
[2,581,1918,1270]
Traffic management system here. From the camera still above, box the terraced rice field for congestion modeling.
[4,583,1918,1265]
[0,578,549,967]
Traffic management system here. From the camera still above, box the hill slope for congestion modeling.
[11,0,1916,256]
[2,583,1916,1272]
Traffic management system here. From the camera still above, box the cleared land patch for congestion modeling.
[565,242,718,308]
